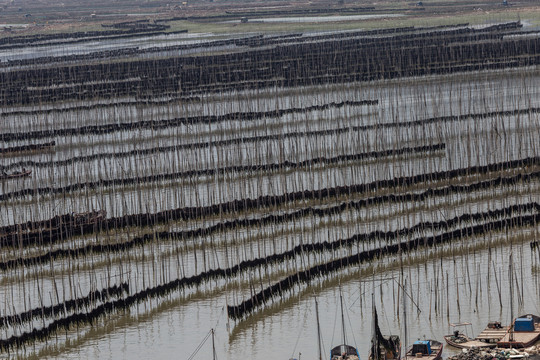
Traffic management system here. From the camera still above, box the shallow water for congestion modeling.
[0,29,540,360]
[29,239,540,360]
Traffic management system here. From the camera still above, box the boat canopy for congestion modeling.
[412,340,432,355]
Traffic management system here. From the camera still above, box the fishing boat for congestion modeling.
[72,210,107,225]
[497,255,540,348]
[330,290,360,360]
[497,315,540,348]
[443,323,496,349]
[402,340,443,360]
[400,277,442,360]
[331,344,360,360]
[369,295,401,360]
[0,168,32,180]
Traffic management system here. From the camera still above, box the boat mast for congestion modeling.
[372,293,379,360]
[340,288,347,346]
[212,328,216,360]
[509,254,514,342]
[315,298,323,360]
[402,277,408,355]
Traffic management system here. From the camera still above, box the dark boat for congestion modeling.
[370,333,401,360]
[402,340,443,360]
[399,278,440,360]
[0,169,32,180]
[369,295,400,360]
[72,210,107,225]
[331,344,360,360]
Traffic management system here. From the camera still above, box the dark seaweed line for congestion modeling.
[0,141,55,154]
[0,283,129,329]
[0,25,179,47]
[0,29,188,52]
[0,98,536,148]
[0,104,535,168]
[404,107,540,128]
[227,210,540,320]
[0,135,434,172]
[0,95,201,118]
[2,26,537,105]
[2,169,537,271]
[0,143,444,197]
[4,101,538,168]
[2,32,273,68]
[0,205,536,352]
[2,155,540,248]
[0,204,536,352]
[2,101,537,145]
[1,21,516,79]
[257,22,513,47]
[0,24,457,69]
[249,26,506,53]
[0,100,377,142]
[0,25,488,71]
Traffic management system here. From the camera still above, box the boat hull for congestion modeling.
[368,337,401,360]
[497,332,540,349]
[443,334,496,349]
[0,170,32,180]
[402,340,443,360]
[498,315,540,348]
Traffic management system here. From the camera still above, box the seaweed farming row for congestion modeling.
[1,151,538,246]
[0,201,536,351]
[1,22,539,105]
[0,143,441,202]
[0,170,536,272]
[0,283,129,328]
[227,209,540,320]
[0,100,377,141]
[0,24,467,67]
[0,22,518,66]
[0,21,539,359]
[0,21,181,49]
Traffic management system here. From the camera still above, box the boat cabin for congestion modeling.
[411,341,432,355]
[515,318,535,332]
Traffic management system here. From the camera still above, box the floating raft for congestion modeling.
[475,325,510,344]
